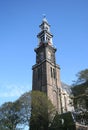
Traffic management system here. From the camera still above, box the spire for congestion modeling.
[37,17,53,46]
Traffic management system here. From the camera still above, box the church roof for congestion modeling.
[61,82,72,95]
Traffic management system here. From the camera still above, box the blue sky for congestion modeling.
[0,0,88,106]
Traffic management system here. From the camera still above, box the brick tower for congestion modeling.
[32,17,62,113]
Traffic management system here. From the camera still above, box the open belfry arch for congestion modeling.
[32,17,73,114]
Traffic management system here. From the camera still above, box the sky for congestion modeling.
[0,0,88,106]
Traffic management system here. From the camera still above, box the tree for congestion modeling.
[30,91,55,130]
[0,101,21,130]
[0,91,31,130]
[0,91,55,130]
[50,112,62,130]
[71,69,88,125]
[72,81,88,96]
[72,69,88,97]
[17,91,31,129]
[76,68,88,84]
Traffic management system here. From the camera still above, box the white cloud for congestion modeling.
[0,83,31,105]
[0,84,30,98]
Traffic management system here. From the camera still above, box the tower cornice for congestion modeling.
[32,59,60,70]
[34,43,56,53]
[37,30,53,38]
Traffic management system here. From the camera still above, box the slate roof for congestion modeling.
[61,82,72,95]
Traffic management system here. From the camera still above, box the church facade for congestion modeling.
[32,17,74,114]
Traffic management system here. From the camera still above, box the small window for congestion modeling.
[48,38,50,41]
[46,27,48,30]
[53,69,56,79]
[38,67,42,80]
[50,67,56,79]
[43,37,44,41]
[41,37,44,42]
[50,67,53,78]
[41,38,42,42]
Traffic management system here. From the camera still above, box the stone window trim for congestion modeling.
[50,67,56,79]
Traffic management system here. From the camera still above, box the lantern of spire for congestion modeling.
[37,16,53,46]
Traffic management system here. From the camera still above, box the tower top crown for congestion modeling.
[37,17,53,46]
[39,16,50,32]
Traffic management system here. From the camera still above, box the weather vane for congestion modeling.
[42,14,46,19]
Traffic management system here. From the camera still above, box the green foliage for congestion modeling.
[75,111,88,125]
[76,68,88,84]
[50,112,61,130]
[71,69,88,107]
[18,91,31,126]
[30,91,55,130]
[71,69,88,125]
[0,92,31,130]
[50,112,75,130]
[72,81,88,96]
[71,79,88,111]
[0,91,54,130]
[0,101,22,130]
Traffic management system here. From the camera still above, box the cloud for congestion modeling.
[0,84,30,98]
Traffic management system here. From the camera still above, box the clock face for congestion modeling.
[48,51,51,59]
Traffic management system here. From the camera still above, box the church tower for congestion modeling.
[32,17,62,113]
